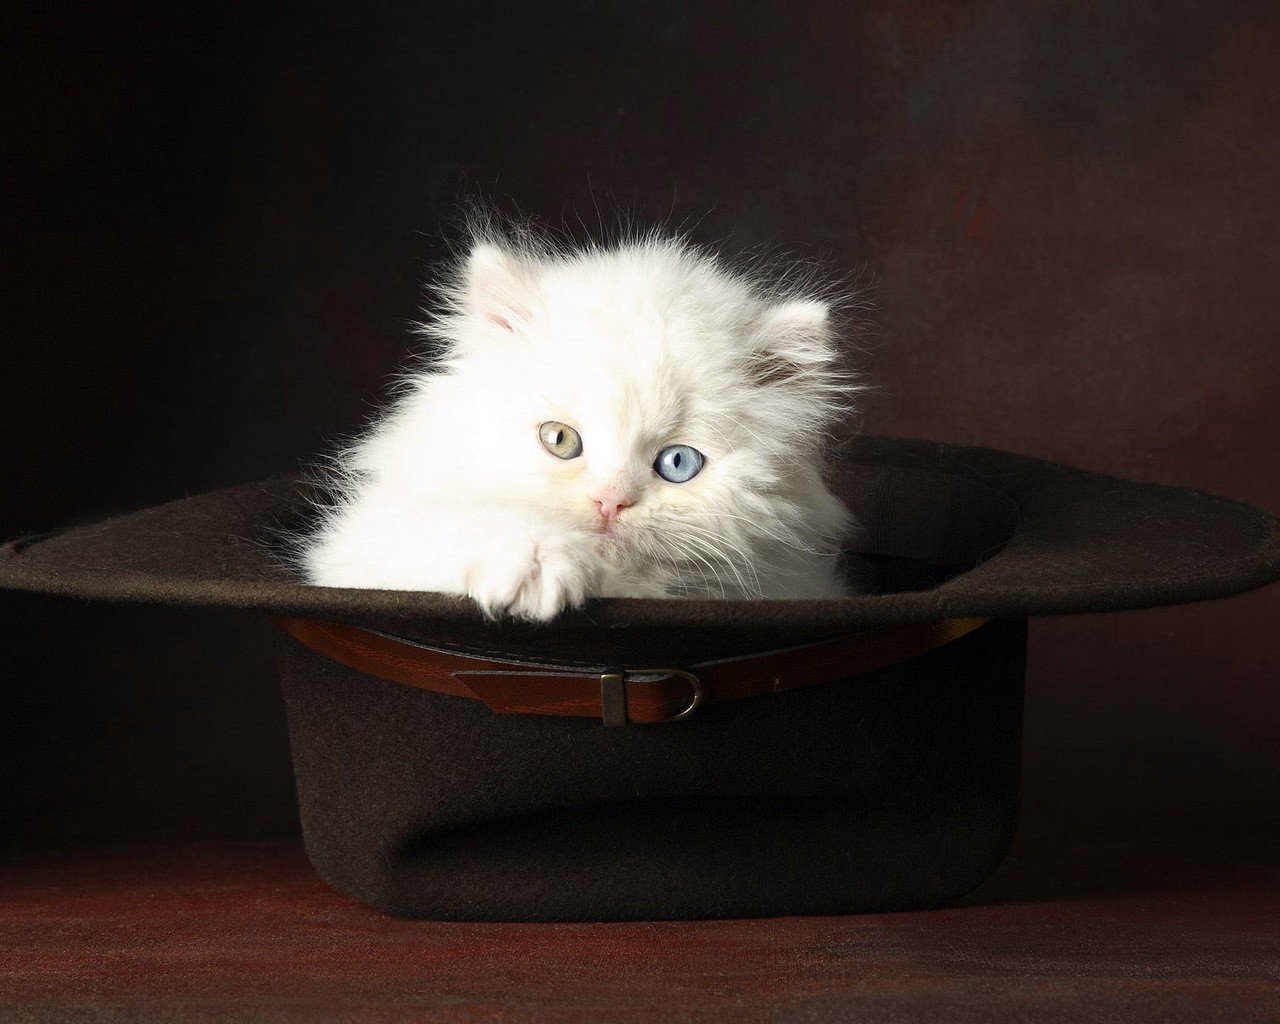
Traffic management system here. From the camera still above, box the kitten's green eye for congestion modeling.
[538,421,583,460]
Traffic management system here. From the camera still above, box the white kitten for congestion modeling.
[301,231,859,620]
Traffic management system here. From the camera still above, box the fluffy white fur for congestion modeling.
[301,232,859,620]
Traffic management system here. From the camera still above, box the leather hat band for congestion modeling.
[275,615,990,726]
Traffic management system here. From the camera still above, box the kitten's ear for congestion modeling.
[465,244,532,333]
[751,299,837,385]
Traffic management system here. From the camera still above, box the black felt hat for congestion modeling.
[3,436,1278,921]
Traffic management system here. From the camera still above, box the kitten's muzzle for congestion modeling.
[592,487,633,526]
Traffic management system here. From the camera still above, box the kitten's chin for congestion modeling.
[596,530,624,558]
[596,527,641,569]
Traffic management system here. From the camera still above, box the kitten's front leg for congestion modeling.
[305,497,605,622]
[462,524,605,621]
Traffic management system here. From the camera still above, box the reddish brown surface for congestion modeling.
[3,835,1277,1023]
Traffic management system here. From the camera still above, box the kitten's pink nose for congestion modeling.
[592,488,633,525]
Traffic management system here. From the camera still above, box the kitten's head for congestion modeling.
[405,233,859,595]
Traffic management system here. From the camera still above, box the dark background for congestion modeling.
[3,1,1277,854]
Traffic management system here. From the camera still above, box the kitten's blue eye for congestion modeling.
[539,421,583,459]
[654,444,704,483]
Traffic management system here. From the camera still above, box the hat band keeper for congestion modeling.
[274,615,991,725]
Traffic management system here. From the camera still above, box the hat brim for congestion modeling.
[2,437,1277,642]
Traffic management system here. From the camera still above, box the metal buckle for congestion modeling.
[600,668,703,727]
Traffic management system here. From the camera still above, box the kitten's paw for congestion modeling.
[465,532,603,622]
